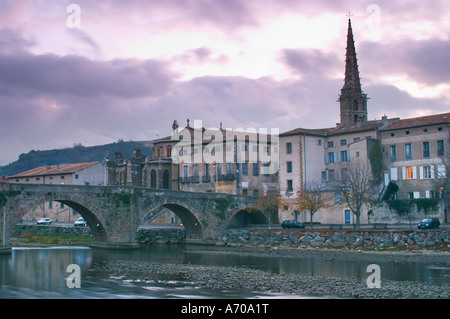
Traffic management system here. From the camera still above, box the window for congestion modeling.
[340,139,347,146]
[204,164,210,177]
[75,174,79,179]
[328,170,335,181]
[327,141,334,148]
[423,142,430,158]
[353,137,360,142]
[327,152,335,163]
[405,144,412,160]
[340,150,349,162]
[286,161,292,173]
[406,166,415,179]
[242,162,248,176]
[389,145,397,161]
[423,166,432,179]
[321,171,327,182]
[193,164,199,177]
[316,139,322,146]
[183,165,189,182]
[226,163,232,175]
[334,193,342,203]
[286,142,292,154]
[253,163,259,176]
[287,180,293,192]
[437,140,444,156]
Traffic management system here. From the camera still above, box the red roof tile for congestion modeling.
[9,162,101,178]
[380,112,450,131]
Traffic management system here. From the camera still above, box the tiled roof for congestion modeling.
[380,112,450,131]
[9,162,101,178]
[280,120,383,137]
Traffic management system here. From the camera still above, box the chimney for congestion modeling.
[45,163,52,170]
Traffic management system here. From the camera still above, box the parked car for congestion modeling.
[74,217,87,227]
[418,218,440,230]
[281,220,305,229]
[37,218,52,225]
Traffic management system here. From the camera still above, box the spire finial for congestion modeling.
[346,11,353,19]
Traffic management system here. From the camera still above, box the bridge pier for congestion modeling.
[0,246,12,254]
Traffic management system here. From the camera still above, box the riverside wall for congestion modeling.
[218,228,450,250]
[10,225,450,250]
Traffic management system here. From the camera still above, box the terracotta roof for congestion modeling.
[280,120,383,137]
[9,162,101,178]
[380,112,450,131]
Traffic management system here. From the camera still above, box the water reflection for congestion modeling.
[0,245,448,299]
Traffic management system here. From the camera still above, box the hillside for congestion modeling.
[0,140,154,177]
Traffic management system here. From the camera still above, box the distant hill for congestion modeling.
[0,140,154,177]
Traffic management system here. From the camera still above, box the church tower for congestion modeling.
[339,18,368,126]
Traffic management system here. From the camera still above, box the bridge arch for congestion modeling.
[141,203,203,239]
[56,200,107,241]
[228,207,268,228]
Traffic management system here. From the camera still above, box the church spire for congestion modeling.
[343,18,361,92]
[339,18,368,126]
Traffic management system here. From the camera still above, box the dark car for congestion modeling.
[418,218,440,230]
[281,220,305,229]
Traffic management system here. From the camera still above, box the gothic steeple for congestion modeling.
[339,18,368,126]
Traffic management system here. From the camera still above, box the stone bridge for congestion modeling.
[0,183,264,252]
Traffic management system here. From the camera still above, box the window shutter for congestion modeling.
[402,167,406,180]
[412,166,417,179]
[425,190,431,198]
[390,167,398,181]
[337,151,341,162]
[419,166,424,179]
[430,165,435,179]
[325,153,328,164]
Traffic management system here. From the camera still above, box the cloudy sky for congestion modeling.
[0,0,449,165]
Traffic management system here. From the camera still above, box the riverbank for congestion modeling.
[93,245,450,299]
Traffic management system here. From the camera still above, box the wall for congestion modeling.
[219,228,449,249]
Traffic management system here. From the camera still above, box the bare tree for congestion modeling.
[337,159,376,230]
[296,183,330,229]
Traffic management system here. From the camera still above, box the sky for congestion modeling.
[0,0,449,166]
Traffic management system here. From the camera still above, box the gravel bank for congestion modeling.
[92,246,450,299]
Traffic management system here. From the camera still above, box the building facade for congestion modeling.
[380,113,449,200]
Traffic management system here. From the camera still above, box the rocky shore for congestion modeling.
[92,245,450,299]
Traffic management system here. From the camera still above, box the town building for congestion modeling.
[278,18,449,225]
[9,161,105,222]
[380,112,449,200]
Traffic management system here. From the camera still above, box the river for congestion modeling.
[0,245,449,299]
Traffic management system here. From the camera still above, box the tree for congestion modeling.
[337,159,376,230]
[296,183,330,229]
[254,191,281,229]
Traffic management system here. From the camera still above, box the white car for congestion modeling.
[74,217,87,227]
[37,218,52,225]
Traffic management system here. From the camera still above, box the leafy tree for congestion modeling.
[296,183,330,229]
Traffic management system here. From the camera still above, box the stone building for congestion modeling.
[171,120,278,196]
[380,112,449,200]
